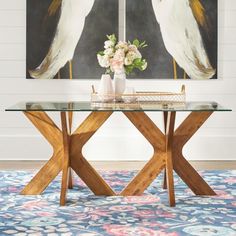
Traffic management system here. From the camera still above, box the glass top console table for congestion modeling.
[6,102,232,206]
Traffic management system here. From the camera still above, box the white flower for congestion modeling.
[97,54,110,68]
[116,41,129,52]
[124,57,133,66]
[114,49,125,60]
[135,50,142,59]
[128,45,138,52]
[126,51,141,62]
[110,49,125,73]
[128,45,142,58]
[104,40,114,49]
[104,48,114,57]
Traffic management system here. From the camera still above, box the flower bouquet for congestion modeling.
[96,34,148,100]
[97,34,148,75]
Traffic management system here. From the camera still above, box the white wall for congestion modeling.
[0,0,236,161]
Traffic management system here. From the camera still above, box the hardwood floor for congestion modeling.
[0,161,235,171]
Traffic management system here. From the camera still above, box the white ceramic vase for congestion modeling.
[98,74,114,102]
[122,87,137,103]
[114,70,126,101]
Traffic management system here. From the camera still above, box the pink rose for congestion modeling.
[111,49,125,73]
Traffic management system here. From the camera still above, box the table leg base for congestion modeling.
[173,111,216,196]
[20,150,63,195]
[21,110,216,206]
[68,168,73,189]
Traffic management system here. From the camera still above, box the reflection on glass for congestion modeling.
[6,101,231,112]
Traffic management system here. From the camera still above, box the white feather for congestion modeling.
[30,0,94,79]
[152,0,215,79]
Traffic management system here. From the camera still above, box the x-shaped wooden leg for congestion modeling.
[172,111,216,195]
[21,111,116,206]
[165,111,176,206]
[120,111,216,205]
[61,111,116,205]
[69,112,116,197]
[21,111,64,195]
[120,112,166,196]
[120,111,176,206]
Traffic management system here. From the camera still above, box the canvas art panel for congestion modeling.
[126,0,218,79]
[26,0,119,79]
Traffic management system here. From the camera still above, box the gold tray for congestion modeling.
[91,85,186,104]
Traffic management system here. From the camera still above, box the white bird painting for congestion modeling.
[28,0,216,80]
[29,0,95,79]
[151,0,216,80]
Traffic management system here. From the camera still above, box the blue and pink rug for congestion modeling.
[0,170,235,236]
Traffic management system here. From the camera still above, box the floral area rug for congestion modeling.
[0,170,235,236]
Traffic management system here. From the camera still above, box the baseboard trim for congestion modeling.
[0,160,235,171]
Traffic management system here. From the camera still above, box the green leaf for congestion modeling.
[125,65,134,75]
[106,34,117,44]
[105,68,112,74]
[133,39,140,48]
[139,41,148,48]
[140,60,148,71]
[133,58,142,66]
[97,51,105,56]
[134,58,141,63]
[139,41,145,46]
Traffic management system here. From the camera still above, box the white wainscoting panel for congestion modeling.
[0,0,235,161]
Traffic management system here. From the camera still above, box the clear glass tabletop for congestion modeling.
[5,101,232,112]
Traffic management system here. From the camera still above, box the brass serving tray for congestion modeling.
[91,85,186,105]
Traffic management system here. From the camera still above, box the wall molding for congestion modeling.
[0,0,236,161]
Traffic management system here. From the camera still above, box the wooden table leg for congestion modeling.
[20,110,216,206]
[163,111,168,190]
[60,112,70,206]
[120,112,166,196]
[163,170,167,190]
[21,111,63,195]
[68,108,74,189]
[173,111,216,195]
[70,112,116,196]
[165,112,176,206]
[68,169,73,189]
[21,111,116,201]
[21,149,63,195]
[120,111,215,204]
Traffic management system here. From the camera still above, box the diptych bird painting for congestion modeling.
[29,0,95,79]
[126,0,217,80]
[151,0,216,80]
[27,0,217,80]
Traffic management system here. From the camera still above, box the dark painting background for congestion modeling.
[126,0,218,79]
[27,0,119,79]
